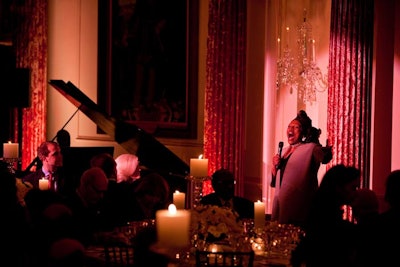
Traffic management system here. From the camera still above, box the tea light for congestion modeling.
[173,190,186,209]
[39,178,49,190]
[190,154,208,177]
[156,204,190,248]
[3,142,19,158]
[254,200,265,229]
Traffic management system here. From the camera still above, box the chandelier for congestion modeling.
[276,9,327,104]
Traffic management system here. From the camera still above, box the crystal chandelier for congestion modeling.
[277,9,327,104]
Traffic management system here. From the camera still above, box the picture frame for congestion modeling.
[98,0,198,139]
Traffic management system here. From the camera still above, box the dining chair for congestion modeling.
[104,242,134,267]
[195,249,255,267]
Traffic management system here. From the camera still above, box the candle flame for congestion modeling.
[198,154,203,159]
[168,204,177,214]
[175,190,180,193]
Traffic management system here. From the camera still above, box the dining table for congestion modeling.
[84,219,301,267]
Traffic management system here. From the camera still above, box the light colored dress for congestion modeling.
[272,142,325,225]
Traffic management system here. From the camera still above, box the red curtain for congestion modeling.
[327,0,373,187]
[204,0,247,195]
[14,0,47,170]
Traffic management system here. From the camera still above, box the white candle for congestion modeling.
[312,39,316,62]
[39,178,49,190]
[173,190,186,209]
[190,155,208,177]
[254,200,265,229]
[3,142,19,158]
[156,204,190,248]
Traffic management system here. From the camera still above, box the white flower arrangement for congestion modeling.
[191,204,243,242]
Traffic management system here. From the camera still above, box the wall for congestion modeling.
[47,0,207,164]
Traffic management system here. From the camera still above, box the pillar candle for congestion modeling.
[3,142,19,158]
[190,155,208,177]
[173,190,186,209]
[39,178,49,190]
[156,204,190,248]
[254,200,265,229]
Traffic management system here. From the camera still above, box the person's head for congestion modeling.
[287,110,312,145]
[56,129,71,148]
[37,141,63,173]
[90,153,117,180]
[134,172,170,214]
[77,167,108,207]
[211,168,236,201]
[115,153,140,183]
[352,188,379,221]
[318,164,361,206]
[384,169,400,209]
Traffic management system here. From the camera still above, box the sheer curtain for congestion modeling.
[14,0,47,170]
[203,0,247,195]
[327,0,373,187]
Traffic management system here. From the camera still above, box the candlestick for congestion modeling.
[254,200,265,230]
[3,142,19,158]
[39,178,49,190]
[173,190,186,209]
[190,155,208,177]
[156,204,190,248]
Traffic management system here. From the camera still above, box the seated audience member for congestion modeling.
[0,161,30,267]
[55,129,71,151]
[64,167,109,247]
[90,152,117,181]
[101,154,141,228]
[351,188,379,267]
[200,168,254,219]
[292,164,361,267]
[368,170,400,267]
[131,172,170,221]
[352,188,379,225]
[47,238,86,267]
[22,141,71,195]
[115,153,141,183]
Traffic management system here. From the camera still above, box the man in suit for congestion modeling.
[22,141,71,196]
[200,168,254,219]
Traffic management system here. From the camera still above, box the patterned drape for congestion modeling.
[327,0,373,187]
[14,0,47,170]
[204,0,247,195]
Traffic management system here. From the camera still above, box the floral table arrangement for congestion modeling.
[190,204,244,245]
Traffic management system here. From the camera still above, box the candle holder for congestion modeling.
[2,157,19,174]
[186,175,210,209]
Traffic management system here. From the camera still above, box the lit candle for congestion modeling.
[39,178,49,190]
[173,190,186,209]
[156,204,190,248]
[190,155,208,177]
[312,39,316,62]
[277,38,281,58]
[3,142,19,158]
[254,200,265,230]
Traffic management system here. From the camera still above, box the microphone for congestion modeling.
[276,141,284,170]
[278,141,284,158]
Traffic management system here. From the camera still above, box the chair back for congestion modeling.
[195,249,255,267]
[104,243,134,267]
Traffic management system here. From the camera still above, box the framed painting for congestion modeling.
[98,0,198,138]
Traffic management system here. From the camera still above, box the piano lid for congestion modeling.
[49,80,189,178]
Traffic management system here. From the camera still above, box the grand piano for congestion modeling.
[49,80,190,194]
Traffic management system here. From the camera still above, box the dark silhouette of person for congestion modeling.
[200,168,254,219]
